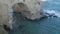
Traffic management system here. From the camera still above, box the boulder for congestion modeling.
[12,0,47,20]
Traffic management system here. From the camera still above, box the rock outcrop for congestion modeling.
[12,0,47,20]
[0,1,13,34]
[0,0,47,34]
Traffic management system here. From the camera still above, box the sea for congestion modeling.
[9,0,60,34]
[43,0,60,17]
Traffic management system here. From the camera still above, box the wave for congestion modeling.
[43,9,60,17]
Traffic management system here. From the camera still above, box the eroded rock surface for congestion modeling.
[0,1,13,34]
[12,0,47,20]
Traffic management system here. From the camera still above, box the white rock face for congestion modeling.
[12,0,47,20]
[0,1,13,30]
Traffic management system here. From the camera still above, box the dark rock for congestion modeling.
[3,24,12,32]
[53,15,57,17]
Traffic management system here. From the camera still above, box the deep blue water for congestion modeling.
[10,1,60,34]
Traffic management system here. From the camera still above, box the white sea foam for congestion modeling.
[43,9,60,17]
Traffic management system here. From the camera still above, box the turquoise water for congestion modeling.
[44,0,60,11]
[10,1,60,34]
